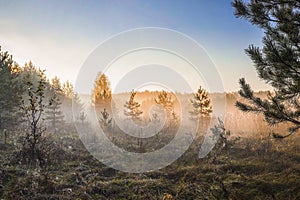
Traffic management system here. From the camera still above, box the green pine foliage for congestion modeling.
[124,90,143,121]
[189,86,212,134]
[233,0,300,137]
[190,86,213,120]
[0,47,21,133]
[46,90,64,134]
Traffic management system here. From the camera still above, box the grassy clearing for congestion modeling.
[0,133,300,199]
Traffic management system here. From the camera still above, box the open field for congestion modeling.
[1,131,299,200]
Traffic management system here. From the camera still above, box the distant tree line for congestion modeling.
[92,72,213,135]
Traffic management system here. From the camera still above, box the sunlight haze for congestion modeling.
[0,0,270,92]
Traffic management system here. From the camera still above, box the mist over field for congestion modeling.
[1,0,300,199]
[77,91,285,137]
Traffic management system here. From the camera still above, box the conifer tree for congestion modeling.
[190,86,213,120]
[170,110,179,132]
[92,72,112,112]
[124,90,143,121]
[190,86,212,134]
[73,92,84,121]
[233,0,300,138]
[61,81,83,123]
[51,76,62,93]
[62,80,74,99]
[46,89,64,133]
[155,90,174,119]
[155,90,175,131]
[99,108,112,128]
[0,47,21,141]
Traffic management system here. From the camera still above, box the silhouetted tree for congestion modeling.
[233,0,300,138]
[0,47,21,143]
[73,92,84,120]
[20,65,48,164]
[79,111,87,124]
[99,108,112,128]
[124,90,143,122]
[61,81,83,123]
[170,110,179,132]
[46,89,64,134]
[209,119,235,164]
[151,111,160,134]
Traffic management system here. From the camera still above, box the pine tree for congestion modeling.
[73,92,84,121]
[233,0,300,138]
[155,90,174,119]
[0,47,21,143]
[155,90,175,131]
[170,110,179,132]
[92,72,112,112]
[62,80,74,99]
[51,76,63,93]
[61,81,83,123]
[45,77,64,133]
[99,108,112,128]
[46,90,64,134]
[190,86,213,120]
[209,118,233,164]
[190,86,212,134]
[124,90,143,121]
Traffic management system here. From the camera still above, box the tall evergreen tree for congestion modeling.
[46,89,64,134]
[46,77,64,133]
[61,81,83,123]
[0,47,21,143]
[124,90,143,121]
[233,0,300,138]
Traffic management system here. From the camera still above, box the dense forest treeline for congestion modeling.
[0,47,84,136]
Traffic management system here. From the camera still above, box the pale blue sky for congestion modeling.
[0,0,270,92]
